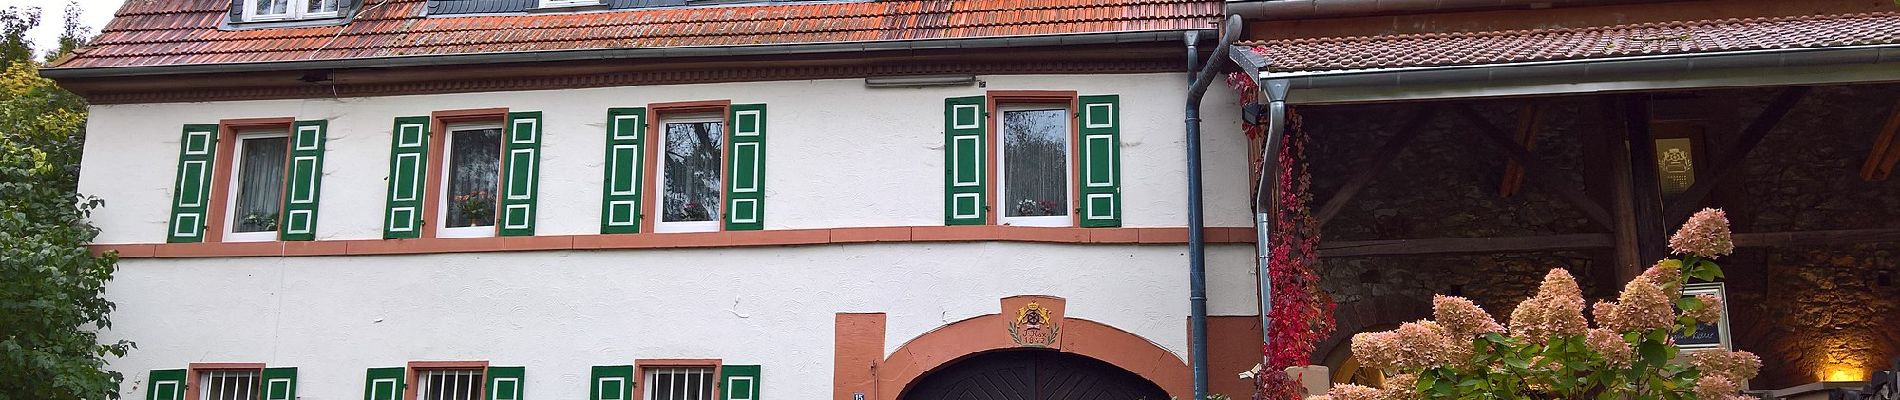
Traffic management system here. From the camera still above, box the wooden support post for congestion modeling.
[1314,104,1436,226]
[1662,86,1810,222]
[1603,96,1644,282]
[1623,94,1669,274]
[1454,105,1616,230]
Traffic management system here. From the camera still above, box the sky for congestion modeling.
[7,0,124,56]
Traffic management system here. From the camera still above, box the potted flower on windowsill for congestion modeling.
[452,191,493,227]
[1014,199,1063,217]
[671,202,711,222]
[240,212,279,231]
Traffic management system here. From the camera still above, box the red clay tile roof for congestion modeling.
[56,0,1220,69]
[1241,11,1900,72]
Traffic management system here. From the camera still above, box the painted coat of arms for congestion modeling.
[1008,301,1060,347]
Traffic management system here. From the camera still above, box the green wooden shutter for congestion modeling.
[146,369,187,400]
[720,365,760,400]
[166,124,218,243]
[281,120,328,241]
[261,367,298,400]
[364,367,405,400]
[1077,95,1123,228]
[725,104,766,231]
[500,111,544,236]
[383,116,431,239]
[943,96,987,225]
[602,108,647,234]
[589,365,634,400]
[486,366,524,400]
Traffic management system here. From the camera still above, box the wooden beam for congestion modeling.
[1624,94,1671,269]
[1314,104,1437,226]
[1860,98,1900,181]
[1454,105,1616,230]
[1734,228,1900,248]
[1313,228,1900,258]
[1663,86,1810,222]
[1319,234,1614,257]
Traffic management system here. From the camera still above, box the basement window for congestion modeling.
[241,0,339,22]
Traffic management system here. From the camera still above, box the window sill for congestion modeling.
[525,3,609,13]
[220,15,350,31]
[93,226,1257,258]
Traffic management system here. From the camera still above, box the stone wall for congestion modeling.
[1296,83,1900,389]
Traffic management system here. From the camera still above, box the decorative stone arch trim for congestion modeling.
[833,295,1191,400]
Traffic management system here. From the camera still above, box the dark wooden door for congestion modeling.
[902,350,1170,400]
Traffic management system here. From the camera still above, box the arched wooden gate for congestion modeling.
[901,350,1170,400]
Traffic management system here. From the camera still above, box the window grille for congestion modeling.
[200,370,261,400]
[417,369,485,400]
[644,367,715,400]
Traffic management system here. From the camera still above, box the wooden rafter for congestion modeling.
[1662,86,1810,222]
[1314,104,1438,226]
[1499,104,1545,197]
[1859,98,1900,181]
[1455,106,1616,230]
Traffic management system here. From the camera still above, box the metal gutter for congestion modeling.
[1260,44,1900,104]
[1227,0,1678,21]
[39,29,1217,79]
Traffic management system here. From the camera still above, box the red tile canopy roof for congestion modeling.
[54,0,1220,69]
[1241,11,1900,73]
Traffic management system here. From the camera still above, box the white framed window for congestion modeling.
[436,123,505,238]
[643,367,714,400]
[538,0,601,7]
[199,369,261,400]
[997,106,1073,227]
[655,114,724,233]
[224,130,290,242]
[416,369,484,400]
[241,0,339,22]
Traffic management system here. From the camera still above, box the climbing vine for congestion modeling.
[1228,71,1338,400]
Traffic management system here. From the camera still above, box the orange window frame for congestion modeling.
[641,100,733,234]
[421,108,511,239]
[632,358,723,400]
[985,90,1082,227]
[404,360,491,400]
[204,117,297,243]
[184,362,267,400]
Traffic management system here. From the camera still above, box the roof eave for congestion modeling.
[1257,44,1900,104]
[40,29,1220,80]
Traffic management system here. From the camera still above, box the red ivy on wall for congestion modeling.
[1227,71,1338,400]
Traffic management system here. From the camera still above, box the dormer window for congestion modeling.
[242,0,338,22]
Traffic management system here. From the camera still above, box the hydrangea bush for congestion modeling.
[1323,208,1759,400]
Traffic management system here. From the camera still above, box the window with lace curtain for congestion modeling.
[998,106,1072,227]
[224,130,289,242]
[437,123,504,238]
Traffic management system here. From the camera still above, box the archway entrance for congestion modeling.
[902,350,1170,400]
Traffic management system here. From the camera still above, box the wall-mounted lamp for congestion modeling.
[864,75,977,88]
[1823,365,1867,382]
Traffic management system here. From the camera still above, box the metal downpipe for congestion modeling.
[1186,13,1242,400]
[1255,79,1290,369]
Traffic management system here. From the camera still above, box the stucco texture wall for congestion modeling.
[77,73,1251,244]
[103,242,1261,399]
